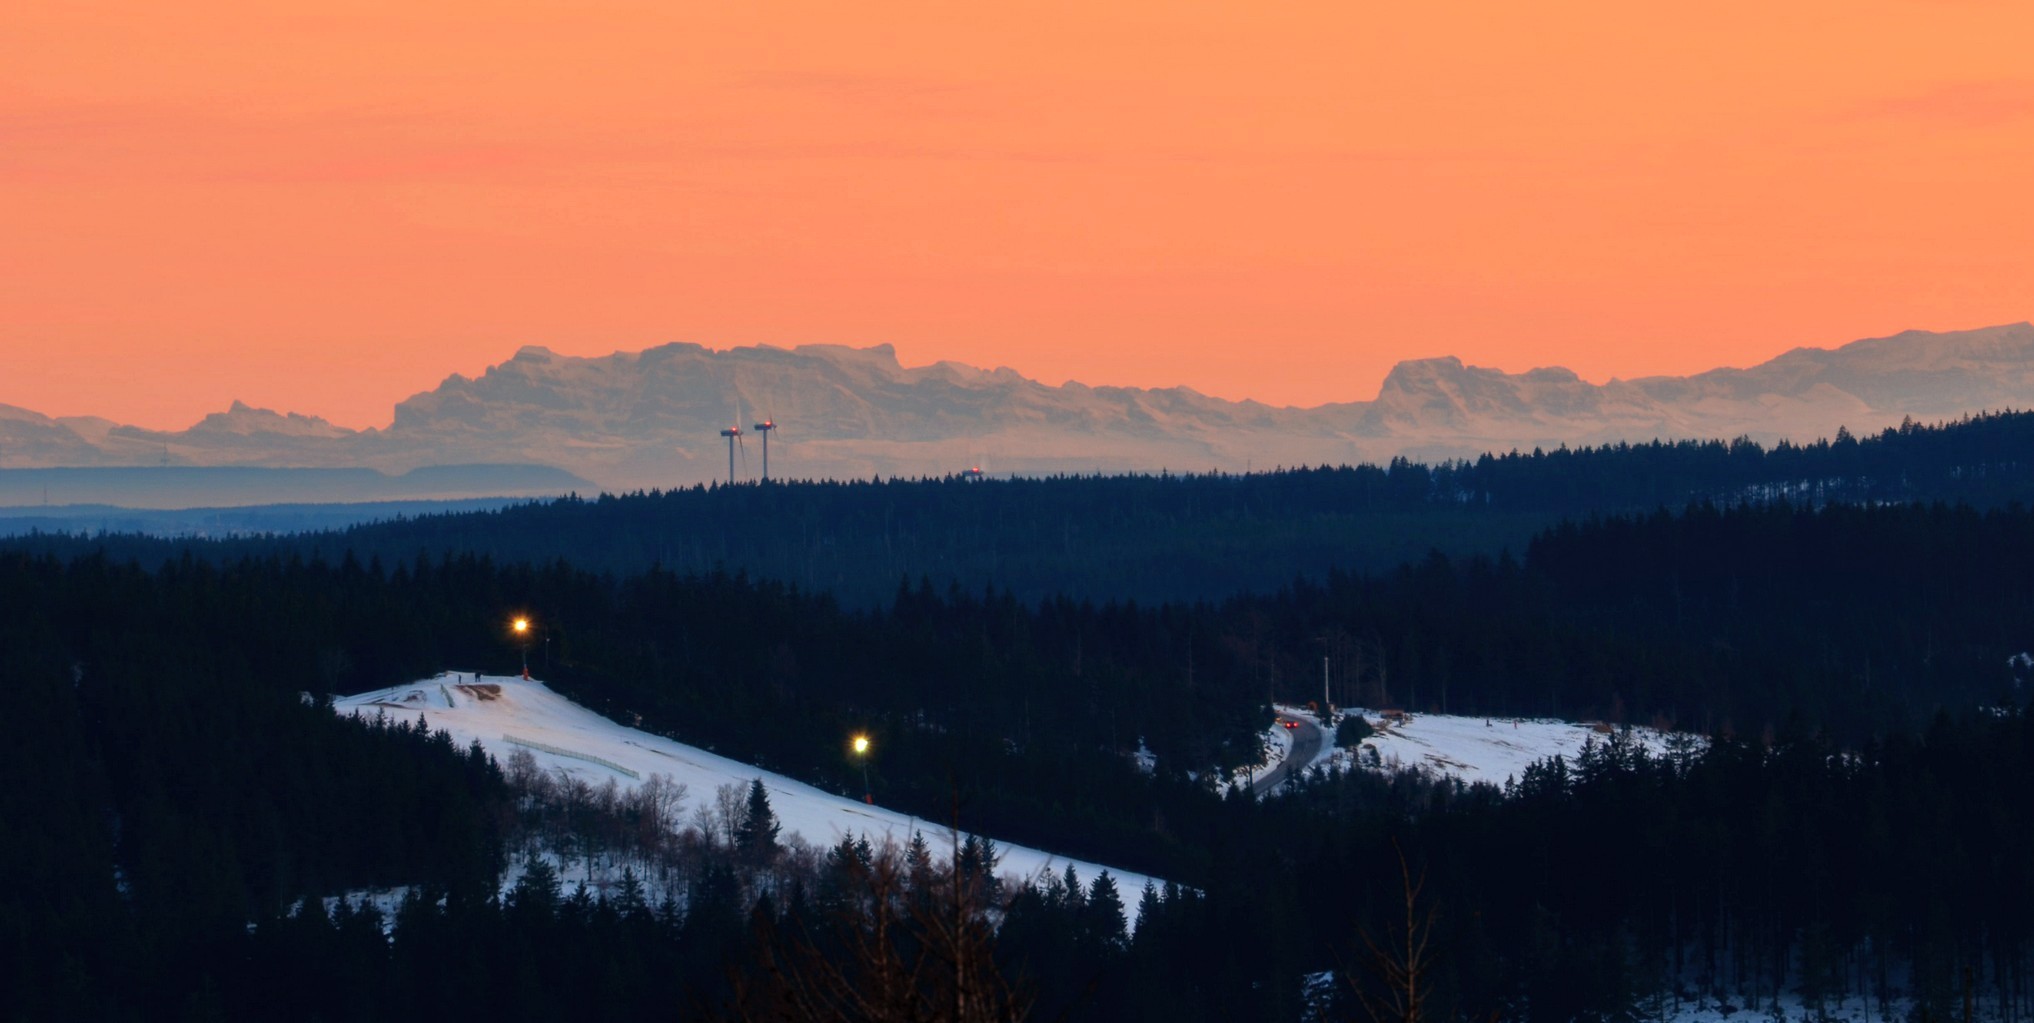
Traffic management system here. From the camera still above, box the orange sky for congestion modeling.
[3,1,2030,430]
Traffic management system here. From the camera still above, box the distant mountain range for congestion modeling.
[0,465,592,512]
[3,322,2031,505]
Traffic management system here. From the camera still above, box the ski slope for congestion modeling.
[337,673,1157,917]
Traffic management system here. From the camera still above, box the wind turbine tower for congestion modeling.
[752,418,776,482]
[719,421,742,485]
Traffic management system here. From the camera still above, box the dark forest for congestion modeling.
[5,411,2033,1020]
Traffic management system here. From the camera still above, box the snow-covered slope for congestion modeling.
[1318,709,1699,788]
[335,673,1157,913]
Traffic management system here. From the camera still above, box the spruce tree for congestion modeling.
[1086,871,1129,951]
[1136,881,1162,933]
[510,858,561,919]
[1061,865,1085,914]
[905,831,935,891]
[734,778,780,865]
[615,866,646,915]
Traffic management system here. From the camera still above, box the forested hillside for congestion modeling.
[6,416,2034,1019]
[9,410,2034,607]
[0,555,509,1017]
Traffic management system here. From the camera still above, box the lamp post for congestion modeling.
[512,616,531,679]
[851,734,872,804]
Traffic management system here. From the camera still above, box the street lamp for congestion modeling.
[511,616,531,679]
[851,733,872,804]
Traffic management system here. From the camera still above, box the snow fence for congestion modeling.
[502,734,642,780]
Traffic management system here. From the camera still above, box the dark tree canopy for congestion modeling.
[8,413,2034,1020]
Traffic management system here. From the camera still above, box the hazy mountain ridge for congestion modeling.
[3,322,2030,496]
[0,464,596,511]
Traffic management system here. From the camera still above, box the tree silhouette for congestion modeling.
[1350,842,1439,1023]
[736,779,782,866]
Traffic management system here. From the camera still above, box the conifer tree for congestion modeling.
[1061,865,1086,913]
[510,857,562,919]
[1085,871,1128,952]
[1136,880,1163,931]
[734,778,781,865]
[905,831,935,892]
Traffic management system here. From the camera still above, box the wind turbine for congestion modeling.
[718,417,742,486]
[752,417,777,482]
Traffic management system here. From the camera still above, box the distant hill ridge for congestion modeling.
[13,409,2034,609]
[3,322,2030,494]
[0,464,592,511]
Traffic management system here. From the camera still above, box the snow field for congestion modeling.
[337,673,1158,923]
[1323,708,1697,787]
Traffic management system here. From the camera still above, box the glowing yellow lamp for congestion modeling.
[851,734,873,803]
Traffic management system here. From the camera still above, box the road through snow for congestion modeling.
[1253,715,1322,797]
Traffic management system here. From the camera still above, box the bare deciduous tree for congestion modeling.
[716,782,747,849]
[722,834,1032,1023]
[1349,842,1439,1023]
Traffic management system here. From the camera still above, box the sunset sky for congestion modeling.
[4,1,2030,431]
